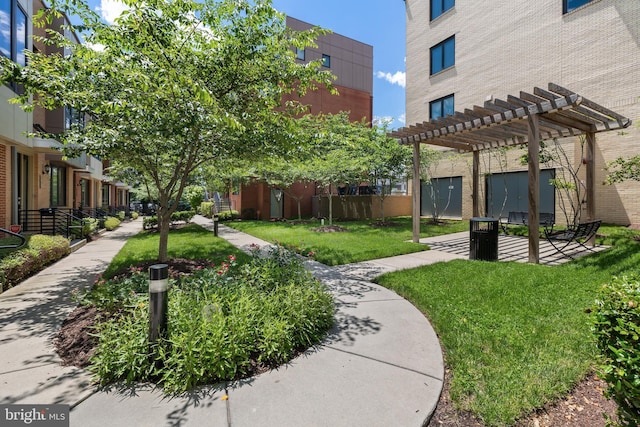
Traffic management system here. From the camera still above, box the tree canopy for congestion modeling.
[1,0,334,261]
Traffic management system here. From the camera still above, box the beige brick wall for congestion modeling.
[405,0,640,225]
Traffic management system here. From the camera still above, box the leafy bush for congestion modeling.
[593,275,640,427]
[89,246,334,393]
[131,211,139,220]
[218,210,239,221]
[118,211,126,221]
[143,211,195,230]
[104,217,121,231]
[0,235,70,292]
[199,201,214,218]
[184,186,204,213]
[71,218,99,239]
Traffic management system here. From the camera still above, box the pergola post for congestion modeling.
[585,132,596,245]
[527,113,540,264]
[472,151,480,217]
[412,141,421,243]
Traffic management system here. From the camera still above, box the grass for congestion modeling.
[375,236,640,426]
[103,223,250,277]
[226,217,468,265]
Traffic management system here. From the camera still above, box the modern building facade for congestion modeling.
[1,0,129,235]
[404,0,640,225]
[232,16,375,220]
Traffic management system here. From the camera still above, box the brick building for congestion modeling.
[231,16,374,220]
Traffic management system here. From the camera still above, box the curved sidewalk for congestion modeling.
[0,217,446,427]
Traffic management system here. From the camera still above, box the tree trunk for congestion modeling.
[158,211,171,263]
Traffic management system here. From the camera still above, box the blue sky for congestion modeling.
[85,0,407,130]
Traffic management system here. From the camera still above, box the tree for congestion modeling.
[1,0,334,261]
[299,113,371,225]
[359,121,412,222]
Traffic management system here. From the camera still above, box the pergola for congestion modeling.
[390,83,632,263]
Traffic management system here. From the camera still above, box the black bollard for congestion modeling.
[149,264,169,346]
[213,214,219,237]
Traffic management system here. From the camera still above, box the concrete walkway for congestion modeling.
[1,217,447,427]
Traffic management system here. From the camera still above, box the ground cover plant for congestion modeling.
[226,217,468,265]
[65,224,334,393]
[375,234,640,426]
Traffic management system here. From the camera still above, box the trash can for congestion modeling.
[470,217,499,261]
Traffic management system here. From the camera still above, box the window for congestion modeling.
[295,47,305,60]
[321,54,330,68]
[1,0,27,93]
[563,0,593,14]
[65,106,85,130]
[431,0,454,20]
[430,94,454,120]
[50,166,67,207]
[430,36,455,75]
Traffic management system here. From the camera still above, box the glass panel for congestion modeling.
[565,0,591,13]
[430,44,442,74]
[16,5,25,66]
[443,37,455,69]
[431,0,443,20]
[322,54,330,68]
[443,95,454,117]
[444,0,455,13]
[430,100,442,120]
[0,0,10,58]
[296,47,304,60]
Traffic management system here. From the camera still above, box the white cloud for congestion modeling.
[373,114,406,130]
[398,113,406,125]
[96,0,129,25]
[85,42,106,52]
[375,70,406,88]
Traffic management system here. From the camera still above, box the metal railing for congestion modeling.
[19,208,85,239]
[0,228,26,250]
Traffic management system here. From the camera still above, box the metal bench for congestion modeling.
[544,220,602,259]
[499,211,555,234]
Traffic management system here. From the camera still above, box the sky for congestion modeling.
[84,0,407,130]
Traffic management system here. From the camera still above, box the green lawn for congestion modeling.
[375,236,640,426]
[103,223,250,277]
[226,217,468,265]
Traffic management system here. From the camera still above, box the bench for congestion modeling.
[499,211,555,234]
[544,220,602,259]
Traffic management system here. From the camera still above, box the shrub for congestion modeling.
[143,211,195,230]
[184,186,204,212]
[71,218,99,239]
[89,246,334,393]
[218,210,239,221]
[593,275,640,427]
[118,211,126,221]
[104,217,121,231]
[0,235,70,292]
[131,212,139,220]
[199,201,214,218]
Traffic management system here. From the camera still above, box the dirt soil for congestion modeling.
[54,258,619,426]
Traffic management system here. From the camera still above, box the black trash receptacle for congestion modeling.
[470,217,499,261]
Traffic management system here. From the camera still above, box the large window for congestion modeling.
[50,166,67,207]
[1,0,27,93]
[430,94,454,120]
[430,36,455,75]
[431,0,454,21]
[321,54,330,68]
[563,0,593,14]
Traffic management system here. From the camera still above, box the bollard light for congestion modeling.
[149,264,169,347]
[213,214,219,237]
